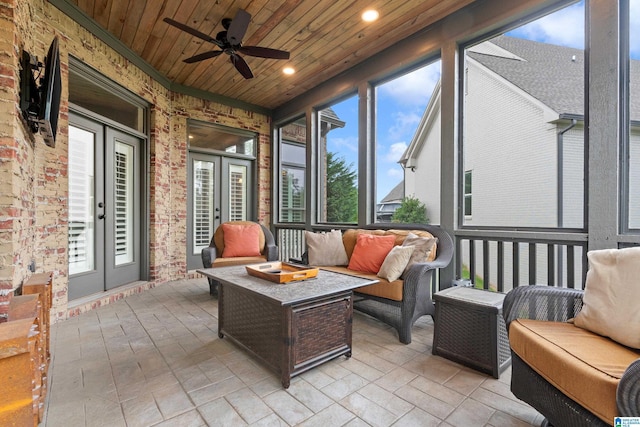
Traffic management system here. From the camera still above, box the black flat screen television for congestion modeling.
[38,36,61,148]
[19,36,61,148]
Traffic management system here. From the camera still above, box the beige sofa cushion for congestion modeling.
[574,247,640,349]
[320,266,404,301]
[510,319,640,424]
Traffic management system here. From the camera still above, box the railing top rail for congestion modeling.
[455,229,588,245]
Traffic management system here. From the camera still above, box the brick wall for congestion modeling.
[0,0,272,321]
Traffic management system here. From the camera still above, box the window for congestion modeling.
[317,98,358,223]
[462,1,585,228]
[627,0,640,230]
[375,60,442,224]
[188,120,256,156]
[279,118,306,223]
[464,170,472,217]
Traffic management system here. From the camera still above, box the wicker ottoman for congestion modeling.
[432,286,511,378]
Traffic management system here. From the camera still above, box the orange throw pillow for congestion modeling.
[348,234,396,274]
[221,223,262,257]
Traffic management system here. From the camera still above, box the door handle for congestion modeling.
[98,214,106,220]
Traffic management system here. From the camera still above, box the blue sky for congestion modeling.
[325,0,639,203]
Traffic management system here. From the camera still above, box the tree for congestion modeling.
[392,196,429,223]
[325,151,358,222]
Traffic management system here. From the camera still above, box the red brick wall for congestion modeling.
[0,0,272,320]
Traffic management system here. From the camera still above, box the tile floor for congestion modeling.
[43,278,544,427]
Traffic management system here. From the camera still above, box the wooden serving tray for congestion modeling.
[246,262,319,284]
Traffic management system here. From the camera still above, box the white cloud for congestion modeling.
[510,1,585,49]
[385,142,408,162]
[388,111,422,142]
[379,62,441,106]
[387,168,403,179]
[327,135,358,153]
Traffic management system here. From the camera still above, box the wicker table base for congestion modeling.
[198,266,377,388]
[432,286,511,379]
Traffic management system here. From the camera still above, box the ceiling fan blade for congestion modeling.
[230,54,254,79]
[227,9,251,45]
[238,46,290,60]
[184,50,223,64]
[163,17,224,48]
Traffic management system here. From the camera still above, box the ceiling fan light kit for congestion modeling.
[164,9,290,79]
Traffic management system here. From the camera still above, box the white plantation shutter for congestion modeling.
[68,126,96,275]
[229,164,247,221]
[114,142,134,265]
[193,160,215,253]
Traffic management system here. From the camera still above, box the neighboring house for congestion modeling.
[376,181,404,222]
[400,35,640,287]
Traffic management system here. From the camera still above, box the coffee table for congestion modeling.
[197,265,377,388]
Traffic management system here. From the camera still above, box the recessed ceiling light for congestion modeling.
[362,9,379,22]
[283,66,295,75]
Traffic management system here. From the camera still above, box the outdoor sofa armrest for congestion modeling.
[618,358,640,417]
[260,224,279,261]
[503,285,585,332]
[201,245,218,268]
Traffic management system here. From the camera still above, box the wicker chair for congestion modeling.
[503,285,640,427]
[201,221,278,295]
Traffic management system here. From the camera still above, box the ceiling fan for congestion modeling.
[164,9,290,79]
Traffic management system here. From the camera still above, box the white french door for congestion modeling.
[68,114,141,299]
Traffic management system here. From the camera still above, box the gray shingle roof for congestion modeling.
[468,35,640,121]
[380,181,404,203]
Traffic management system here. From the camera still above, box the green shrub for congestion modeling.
[392,196,429,223]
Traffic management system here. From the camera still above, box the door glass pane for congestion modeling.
[194,160,215,253]
[229,165,247,221]
[68,126,95,275]
[114,141,134,265]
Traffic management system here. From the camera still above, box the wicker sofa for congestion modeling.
[300,224,453,344]
[503,285,640,426]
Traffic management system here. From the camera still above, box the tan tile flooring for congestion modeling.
[43,278,544,427]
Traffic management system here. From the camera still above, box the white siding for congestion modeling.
[463,59,559,227]
[406,106,442,225]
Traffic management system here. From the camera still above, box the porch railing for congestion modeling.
[273,224,590,293]
[455,229,588,292]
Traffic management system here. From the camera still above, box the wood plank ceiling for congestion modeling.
[68,0,476,110]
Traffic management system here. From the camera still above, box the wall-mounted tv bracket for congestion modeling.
[19,49,44,134]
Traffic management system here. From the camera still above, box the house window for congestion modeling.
[375,60,442,224]
[626,0,640,230]
[280,141,306,223]
[317,97,358,224]
[461,1,585,228]
[464,170,472,217]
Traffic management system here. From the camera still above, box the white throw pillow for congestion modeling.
[401,232,437,277]
[378,246,415,282]
[305,230,349,266]
[574,247,640,349]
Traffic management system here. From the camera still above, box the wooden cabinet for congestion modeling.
[0,272,52,426]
